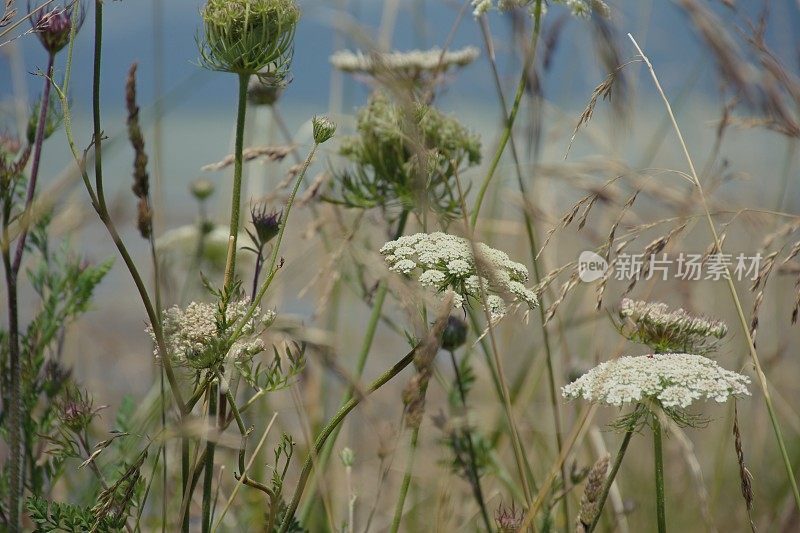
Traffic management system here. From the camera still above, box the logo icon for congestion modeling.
[578,251,608,282]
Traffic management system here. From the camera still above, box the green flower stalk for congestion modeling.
[197,0,300,294]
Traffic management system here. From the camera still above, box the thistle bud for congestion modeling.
[29,1,85,55]
[198,0,300,78]
[312,115,336,144]
[249,203,281,247]
[441,315,467,351]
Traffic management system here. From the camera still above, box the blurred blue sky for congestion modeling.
[2,0,798,120]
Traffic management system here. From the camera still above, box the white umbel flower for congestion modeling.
[620,298,728,340]
[472,0,605,18]
[562,353,750,409]
[147,300,276,368]
[330,47,479,75]
[381,232,538,319]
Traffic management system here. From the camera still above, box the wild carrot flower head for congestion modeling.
[28,0,85,55]
[147,300,276,370]
[330,47,478,91]
[562,353,750,410]
[198,0,300,78]
[381,232,538,320]
[617,298,728,354]
[472,0,606,18]
[333,91,480,218]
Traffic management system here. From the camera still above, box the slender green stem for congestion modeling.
[390,425,421,533]
[231,143,319,343]
[587,427,634,533]
[278,346,419,533]
[653,416,666,533]
[470,1,542,228]
[477,11,567,528]
[2,47,56,533]
[201,383,218,533]
[222,74,249,291]
[450,351,493,532]
[300,209,409,522]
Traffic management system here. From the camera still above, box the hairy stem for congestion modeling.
[653,416,666,533]
[201,384,218,533]
[222,74,249,292]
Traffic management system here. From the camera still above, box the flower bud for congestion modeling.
[312,115,336,144]
[29,1,85,55]
[198,0,300,77]
[190,178,216,201]
[250,203,281,246]
[441,315,467,351]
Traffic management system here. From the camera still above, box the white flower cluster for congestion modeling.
[620,298,728,339]
[381,232,538,319]
[147,300,276,368]
[330,47,479,76]
[562,353,750,409]
[471,0,605,18]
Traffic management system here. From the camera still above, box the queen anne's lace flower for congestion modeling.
[381,232,538,319]
[330,47,479,76]
[147,300,276,369]
[472,0,606,18]
[620,298,728,340]
[562,353,750,409]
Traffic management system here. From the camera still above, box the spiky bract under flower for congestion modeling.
[562,353,750,409]
[618,298,728,354]
[147,300,276,369]
[333,91,481,218]
[381,232,538,320]
[198,0,300,77]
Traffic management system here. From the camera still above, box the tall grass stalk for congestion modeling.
[476,13,569,529]
[278,345,422,533]
[470,0,542,228]
[299,209,409,522]
[628,33,800,511]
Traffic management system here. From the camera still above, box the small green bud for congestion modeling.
[190,178,215,201]
[312,115,336,144]
[441,315,468,351]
